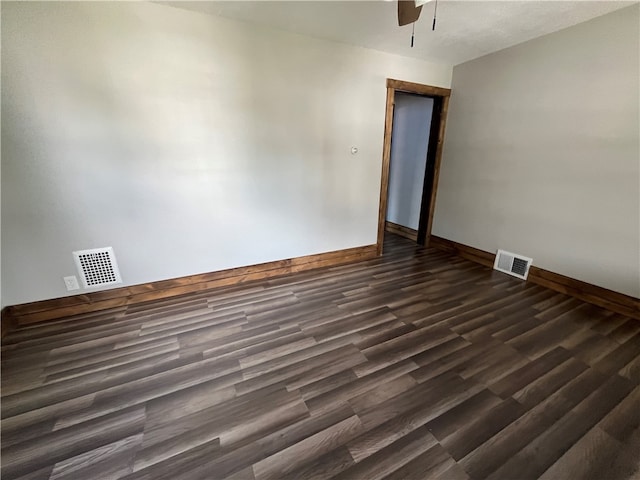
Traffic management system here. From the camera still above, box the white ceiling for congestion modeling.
[161,0,635,65]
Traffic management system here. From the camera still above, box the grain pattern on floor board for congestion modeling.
[2,233,639,480]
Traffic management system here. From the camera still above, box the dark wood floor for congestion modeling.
[2,233,639,480]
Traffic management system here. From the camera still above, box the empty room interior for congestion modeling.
[1,0,640,478]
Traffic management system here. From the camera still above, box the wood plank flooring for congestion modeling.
[2,233,639,480]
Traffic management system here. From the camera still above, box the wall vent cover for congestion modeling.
[494,249,533,281]
[73,247,122,288]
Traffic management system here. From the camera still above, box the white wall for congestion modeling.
[0,1,452,306]
[386,93,434,230]
[432,5,640,297]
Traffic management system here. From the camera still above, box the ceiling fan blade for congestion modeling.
[398,0,422,26]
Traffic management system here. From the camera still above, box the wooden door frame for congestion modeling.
[376,78,451,255]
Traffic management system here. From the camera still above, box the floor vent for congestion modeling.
[494,249,533,280]
[73,247,122,288]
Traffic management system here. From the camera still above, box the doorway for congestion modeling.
[385,92,434,243]
[376,79,451,255]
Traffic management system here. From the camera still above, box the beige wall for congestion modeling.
[432,5,640,297]
[1,2,452,306]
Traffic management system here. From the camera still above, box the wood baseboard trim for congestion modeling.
[385,221,418,242]
[429,235,640,320]
[1,244,378,332]
[428,236,494,268]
